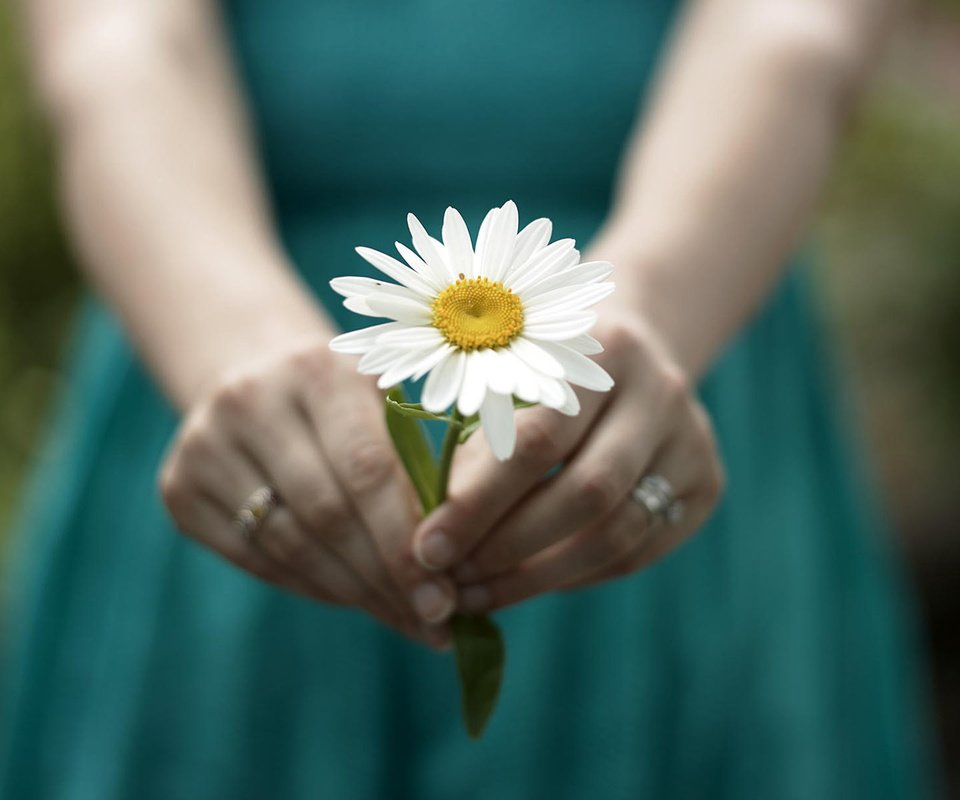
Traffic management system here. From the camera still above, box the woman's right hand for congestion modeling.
[158,334,457,649]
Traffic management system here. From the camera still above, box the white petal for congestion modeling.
[523,282,615,315]
[328,322,406,354]
[422,349,466,412]
[377,344,449,389]
[485,349,518,396]
[374,348,426,386]
[428,236,452,274]
[523,312,598,340]
[565,334,604,355]
[535,341,614,392]
[557,380,581,416]
[508,239,578,294]
[536,375,567,409]
[330,276,391,298]
[355,281,431,304]
[376,326,444,348]
[504,218,552,282]
[395,241,444,289]
[457,351,488,416]
[480,201,518,283]
[411,343,455,381]
[365,293,433,325]
[508,337,564,379]
[358,347,404,375]
[473,206,499,275]
[521,260,614,299]
[355,247,435,297]
[501,348,540,402]
[343,296,379,317]
[525,306,598,325]
[441,207,475,277]
[408,214,456,284]
[480,390,517,460]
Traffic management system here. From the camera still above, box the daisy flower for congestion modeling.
[328,200,615,460]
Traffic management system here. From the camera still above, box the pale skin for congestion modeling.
[23,0,896,645]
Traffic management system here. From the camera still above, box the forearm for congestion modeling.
[27,1,331,409]
[591,0,896,379]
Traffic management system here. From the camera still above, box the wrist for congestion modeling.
[584,225,704,380]
[168,273,337,411]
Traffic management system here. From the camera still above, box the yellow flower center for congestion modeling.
[432,275,524,351]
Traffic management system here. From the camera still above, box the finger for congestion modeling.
[453,367,679,583]
[163,419,440,646]
[254,506,449,649]
[237,404,419,631]
[209,496,447,650]
[456,498,652,613]
[303,374,457,625]
[412,390,606,573]
[161,473,326,602]
[248,506,414,637]
[563,409,724,591]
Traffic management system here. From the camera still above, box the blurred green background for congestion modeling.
[1,0,958,788]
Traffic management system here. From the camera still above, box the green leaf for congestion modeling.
[384,396,455,423]
[384,387,439,513]
[451,613,506,739]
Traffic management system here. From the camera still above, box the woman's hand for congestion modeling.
[158,335,457,648]
[411,312,726,612]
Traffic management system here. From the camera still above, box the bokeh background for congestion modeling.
[1,1,958,790]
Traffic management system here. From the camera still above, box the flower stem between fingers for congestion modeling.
[434,407,505,739]
[436,409,463,507]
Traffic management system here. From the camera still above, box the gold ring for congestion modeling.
[233,485,279,540]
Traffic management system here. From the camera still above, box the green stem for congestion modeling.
[436,410,463,507]
[434,408,504,739]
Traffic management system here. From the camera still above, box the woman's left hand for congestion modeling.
[411,310,726,613]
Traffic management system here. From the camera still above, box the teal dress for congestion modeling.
[0,1,935,797]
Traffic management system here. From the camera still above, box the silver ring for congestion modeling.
[233,485,279,540]
[631,475,684,526]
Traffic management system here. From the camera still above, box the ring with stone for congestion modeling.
[630,474,684,526]
[233,485,280,540]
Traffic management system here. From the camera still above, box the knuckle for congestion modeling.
[158,467,189,515]
[290,350,336,395]
[445,490,485,525]
[388,549,424,589]
[516,417,564,466]
[602,522,634,560]
[660,365,691,405]
[692,404,715,441]
[210,371,263,414]
[178,424,216,461]
[303,495,349,536]
[575,469,622,516]
[481,536,524,572]
[705,462,727,505]
[272,532,315,565]
[342,440,396,495]
[290,342,333,375]
[594,318,644,361]
[311,559,354,599]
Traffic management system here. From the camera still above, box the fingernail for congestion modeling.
[415,529,455,571]
[453,561,480,583]
[412,581,454,623]
[459,585,491,613]
[421,623,452,652]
